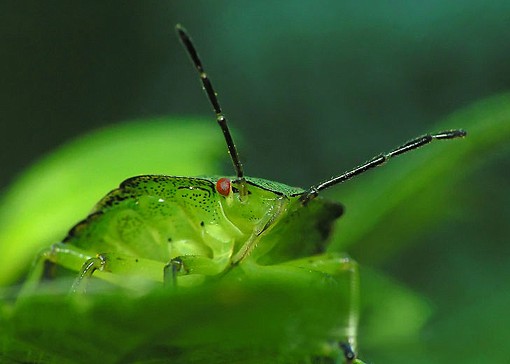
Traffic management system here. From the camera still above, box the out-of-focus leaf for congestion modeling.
[361,288,510,364]
[357,267,433,354]
[0,118,224,286]
[327,93,510,263]
[1,272,354,364]
[422,289,510,364]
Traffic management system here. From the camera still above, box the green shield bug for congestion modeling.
[20,24,466,364]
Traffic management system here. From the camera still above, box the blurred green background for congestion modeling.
[1,1,509,363]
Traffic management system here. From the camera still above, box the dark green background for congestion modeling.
[2,2,509,363]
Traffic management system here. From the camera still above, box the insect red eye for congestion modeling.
[216,178,231,196]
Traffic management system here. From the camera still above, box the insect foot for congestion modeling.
[340,342,357,364]
[71,254,108,294]
[310,340,361,363]
[163,257,184,287]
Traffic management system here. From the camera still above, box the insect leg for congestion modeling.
[72,252,166,291]
[163,257,183,287]
[339,342,356,364]
[18,242,95,298]
[20,245,169,296]
[311,342,358,364]
[163,255,228,287]
[70,253,165,293]
[71,254,107,293]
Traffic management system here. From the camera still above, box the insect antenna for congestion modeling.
[176,24,247,196]
[300,129,467,204]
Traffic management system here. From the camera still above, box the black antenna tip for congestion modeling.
[456,129,467,137]
[435,129,467,139]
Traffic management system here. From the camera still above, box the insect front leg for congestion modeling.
[339,342,356,364]
[72,252,167,292]
[20,243,169,296]
[71,254,107,293]
[163,255,228,288]
[18,242,94,298]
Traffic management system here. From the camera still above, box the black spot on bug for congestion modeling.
[200,221,204,227]
[135,259,139,263]
[168,237,172,242]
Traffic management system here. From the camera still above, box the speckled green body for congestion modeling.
[64,175,343,272]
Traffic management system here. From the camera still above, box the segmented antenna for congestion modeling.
[176,24,247,196]
[300,129,467,204]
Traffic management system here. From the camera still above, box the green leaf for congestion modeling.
[2,275,353,364]
[0,118,224,286]
[358,267,433,349]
